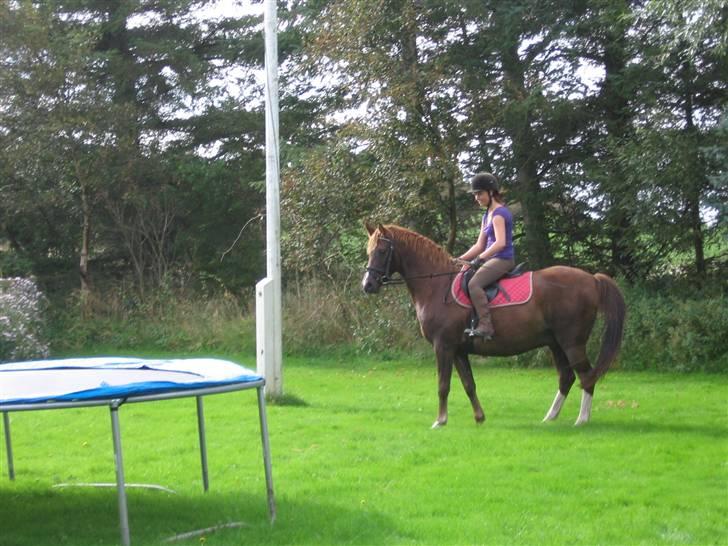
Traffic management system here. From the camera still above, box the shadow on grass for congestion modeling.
[509,419,726,439]
[580,419,727,438]
[283,354,432,371]
[266,392,309,407]
[0,485,401,546]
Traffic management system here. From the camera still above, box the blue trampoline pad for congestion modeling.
[0,357,263,406]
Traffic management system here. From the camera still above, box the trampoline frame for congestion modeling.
[1,379,275,546]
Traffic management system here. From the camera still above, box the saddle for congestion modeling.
[451,263,532,334]
[451,263,532,309]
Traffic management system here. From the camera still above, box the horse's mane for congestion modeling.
[370,224,453,268]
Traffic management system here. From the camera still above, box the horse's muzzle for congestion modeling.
[362,271,381,294]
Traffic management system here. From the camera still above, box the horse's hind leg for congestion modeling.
[543,343,576,422]
[454,350,485,424]
[563,345,595,426]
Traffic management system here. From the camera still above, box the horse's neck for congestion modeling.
[397,242,451,305]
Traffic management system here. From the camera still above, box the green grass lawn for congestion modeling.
[1,354,726,546]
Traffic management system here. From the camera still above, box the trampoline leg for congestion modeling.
[110,404,131,546]
[3,412,14,480]
[257,386,276,522]
[196,396,209,492]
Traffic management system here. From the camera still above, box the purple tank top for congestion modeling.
[482,206,514,260]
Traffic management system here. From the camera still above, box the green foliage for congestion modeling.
[702,112,728,226]
[283,277,427,358]
[49,278,727,373]
[621,284,728,372]
[0,0,266,295]
[282,0,726,280]
[281,141,379,277]
[2,0,726,295]
[0,251,35,278]
[169,155,265,292]
[49,285,256,356]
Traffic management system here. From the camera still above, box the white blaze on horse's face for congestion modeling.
[362,233,386,294]
[362,269,376,294]
[362,249,381,294]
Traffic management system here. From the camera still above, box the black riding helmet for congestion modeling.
[470,172,499,193]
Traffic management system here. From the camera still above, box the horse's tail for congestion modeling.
[583,273,626,390]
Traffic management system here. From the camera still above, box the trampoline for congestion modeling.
[0,357,275,545]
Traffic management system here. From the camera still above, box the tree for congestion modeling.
[459,1,572,268]
[283,0,566,269]
[1,1,268,294]
[631,0,728,279]
[0,1,98,285]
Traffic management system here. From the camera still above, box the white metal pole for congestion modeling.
[110,404,130,546]
[259,0,282,397]
[3,412,14,480]
[195,396,209,492]
[257,386,277,522]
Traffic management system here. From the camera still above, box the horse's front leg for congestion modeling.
[432,342,454,429]
[454,350,485,424]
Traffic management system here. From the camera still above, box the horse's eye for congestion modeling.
[378,248,387,255]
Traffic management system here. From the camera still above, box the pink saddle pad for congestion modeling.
[452,271,534,309]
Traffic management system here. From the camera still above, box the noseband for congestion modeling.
[366,237,400,286]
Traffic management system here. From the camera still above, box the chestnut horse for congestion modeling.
[362,223,626,427]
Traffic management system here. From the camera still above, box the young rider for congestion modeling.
[456,173,515,339]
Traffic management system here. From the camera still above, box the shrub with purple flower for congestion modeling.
[0,277,50,362]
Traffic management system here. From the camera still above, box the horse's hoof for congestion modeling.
[475,415,486,424]
[573,418,589,426]
[431,420,446,429]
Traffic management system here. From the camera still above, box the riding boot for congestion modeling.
[465,288,495,339]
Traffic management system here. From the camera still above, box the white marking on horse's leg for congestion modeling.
[543,391,566,422]
[574,391,593,426]
[431,419,447,429]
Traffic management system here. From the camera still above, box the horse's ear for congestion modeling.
[377,223,388,236]
[364,221,376,235]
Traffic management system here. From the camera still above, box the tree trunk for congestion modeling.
[500,41,553,268]
[681,59,707,280]
[79,182,92,316]
[401,0,459,252]
[600,0,638,280]
[99,1,139,147]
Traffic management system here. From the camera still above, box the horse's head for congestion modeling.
[362,222,396,294]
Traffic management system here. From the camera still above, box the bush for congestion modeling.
[0,277,50,362]
[0,251,35,278]
[46,277,727,373]
[620,283,728,372]
[282,277,428,358]
[49,286,256,355]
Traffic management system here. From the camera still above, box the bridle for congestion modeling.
[365,237,397,286]
[365,236,458,287]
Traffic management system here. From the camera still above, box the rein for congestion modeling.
[378,270,458,286]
